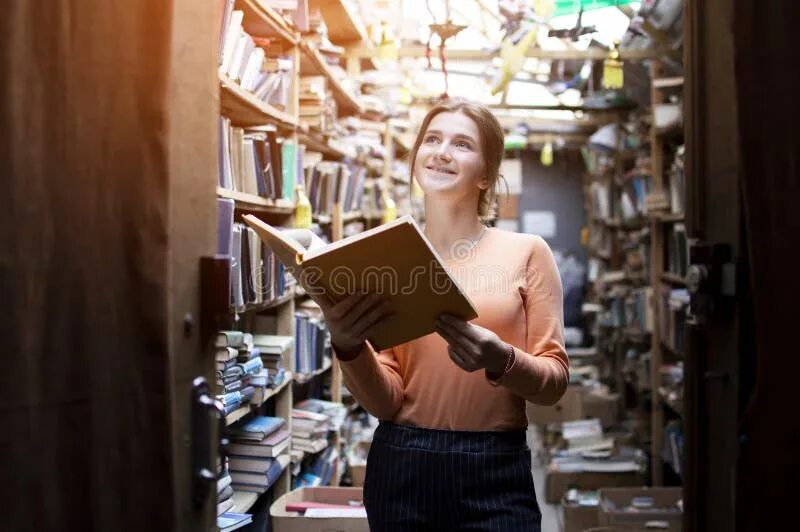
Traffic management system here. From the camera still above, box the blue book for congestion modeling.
[217,198,235,256]
[217,512,252,532]
[237,356,264,376]
[229,415,285,442]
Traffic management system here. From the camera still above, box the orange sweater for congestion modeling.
[336,228,569,431]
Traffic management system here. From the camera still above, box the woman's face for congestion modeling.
[413,111,487,203]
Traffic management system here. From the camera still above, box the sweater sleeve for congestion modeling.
[496,236,569,405]
[335,343,404,420]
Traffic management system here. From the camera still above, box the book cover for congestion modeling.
[281,140,296,201]
[229,415,285,441]
[241,214,478,351]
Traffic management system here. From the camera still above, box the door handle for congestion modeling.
[192,376,228,507]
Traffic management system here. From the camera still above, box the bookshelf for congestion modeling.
[647,60,686,486]
[298,41,363,116]
[220,73,298,129]
[212,1,399,526]
[581,59,686,489]
[216,187,295,213]
[310,0,368,44]
[237,0,299,45]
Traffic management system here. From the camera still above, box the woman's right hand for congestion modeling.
[315,292,394,359]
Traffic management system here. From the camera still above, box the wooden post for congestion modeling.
[649,59,665,487]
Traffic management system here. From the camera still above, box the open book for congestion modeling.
[242,214,478,350]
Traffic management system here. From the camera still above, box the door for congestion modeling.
[0,1,218,529]
[683,0,742,530]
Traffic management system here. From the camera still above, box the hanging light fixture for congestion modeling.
[377,20,398,63]
[602,40,624,89]
[540,139,554,166]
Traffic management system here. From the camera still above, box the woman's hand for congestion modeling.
[315,292,394,359]
[435,314,509,375]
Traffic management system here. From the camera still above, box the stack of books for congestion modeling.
[227,415,292,494]
[291,408,330,456]
[217,459,235,516]
[215,332,255,414]
[295,398,347,432]
[299,76,335,131]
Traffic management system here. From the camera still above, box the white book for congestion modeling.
[241,47,265,91]
[226,31,250,81]
[219,11,244,74]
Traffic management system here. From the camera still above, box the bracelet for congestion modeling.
[487,343,516,386]
[503,343,516,374]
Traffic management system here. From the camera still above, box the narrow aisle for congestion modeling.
[528,424,563,532]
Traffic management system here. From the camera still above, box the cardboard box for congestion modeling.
[527,385,585,426]
[347,440,371,487]
[546,468,646,504]
[598,487,682,531]
[271,487,369,532]
[582,391,620,429]
[527,385,621,429]
[562,495,599,532]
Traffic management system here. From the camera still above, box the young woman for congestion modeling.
[314,99,569,531]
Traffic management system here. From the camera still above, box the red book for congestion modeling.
[285,502,364,513]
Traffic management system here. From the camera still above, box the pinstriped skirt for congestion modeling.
[363,421,542,531]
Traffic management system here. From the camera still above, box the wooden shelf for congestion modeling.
[298,131,345,160]
[299,42,363,117]
[652,77,684,89]
[262,373,293,403]
[230,490,259,514]
[217,187,295,214]
[224,375,293,427]
[652,211,684,223]
[242,291,295,313]
[661,272,687,286]
[310,0,368,44]
[294,360,332,384]
[238,0,299,45]
[343,210,363,222]
[313,211,363,225]
[225,405,251,426]
[219,73,298,129]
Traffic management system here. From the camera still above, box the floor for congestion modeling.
[528,424,563,532]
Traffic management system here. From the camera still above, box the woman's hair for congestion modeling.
[408,98,507,218]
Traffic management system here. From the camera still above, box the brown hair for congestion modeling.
[408,98,506,218]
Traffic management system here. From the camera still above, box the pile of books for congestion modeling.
[291,408,330,456]
[217,459,234,516]
[227,415,291,494]
[215,332,264,415]
[252,334,293,392]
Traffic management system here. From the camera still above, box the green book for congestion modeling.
[281,140,296,202]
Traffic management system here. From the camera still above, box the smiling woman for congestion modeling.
[409,99,506,219]
[315,98,568,531]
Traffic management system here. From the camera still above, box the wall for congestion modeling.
[516,149,588,265]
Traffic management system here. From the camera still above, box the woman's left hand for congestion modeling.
[435,314,508,375]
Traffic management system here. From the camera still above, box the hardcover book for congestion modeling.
[242,214,477,350]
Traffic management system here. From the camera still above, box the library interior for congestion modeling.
[3,1,797,531]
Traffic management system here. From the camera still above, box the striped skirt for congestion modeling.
[363,421,542,531]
